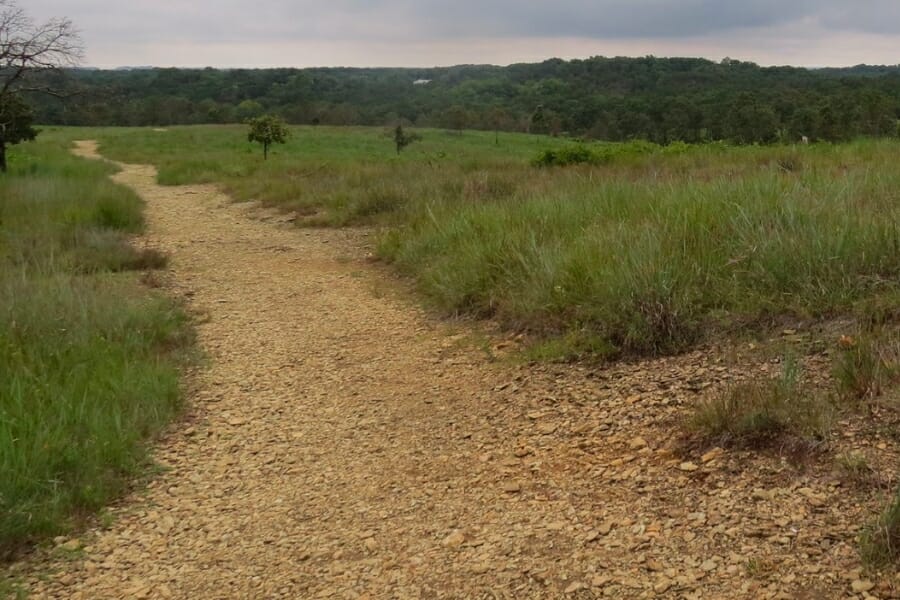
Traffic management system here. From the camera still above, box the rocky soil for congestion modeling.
[6,141,899,599]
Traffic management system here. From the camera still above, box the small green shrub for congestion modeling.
[861,489,900,568]
[687,360,833,448]
[533,141,664,166]
[532,145,602,167]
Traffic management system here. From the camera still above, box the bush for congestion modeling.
[532,141,665,167]
[532,145,601,167]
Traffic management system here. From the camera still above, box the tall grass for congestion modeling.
[384,141,900,356]
[88,126,900,357]
[0,133,190,557]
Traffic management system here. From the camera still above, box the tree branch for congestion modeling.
[0,0,82,99]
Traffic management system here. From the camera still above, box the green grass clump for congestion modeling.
[861,489,900,568]
[834,451,879,487]
[0,132,190,557]
[687,360,833,449]
[833,331,900,402]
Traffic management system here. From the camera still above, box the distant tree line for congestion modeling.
[27,56,900,144]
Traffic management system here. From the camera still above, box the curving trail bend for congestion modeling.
[16,141,868,599]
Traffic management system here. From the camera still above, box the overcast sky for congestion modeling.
[26,1,900,69]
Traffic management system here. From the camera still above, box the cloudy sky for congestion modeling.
[26,1,900,69]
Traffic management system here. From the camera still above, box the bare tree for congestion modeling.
[0,0,82,171]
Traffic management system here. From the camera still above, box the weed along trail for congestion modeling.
[17,141,882,599]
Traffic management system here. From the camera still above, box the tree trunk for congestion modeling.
[263,142,269,160]
[0,141,6,173]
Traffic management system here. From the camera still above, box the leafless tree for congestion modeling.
[0,0,82,171]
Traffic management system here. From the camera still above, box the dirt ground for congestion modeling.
[9,141,898,599]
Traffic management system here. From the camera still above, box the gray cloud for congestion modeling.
[818,3,900,35]
[368,1,809,39]
[23,0,900,66]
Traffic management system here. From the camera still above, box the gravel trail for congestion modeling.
[14,141,888,599]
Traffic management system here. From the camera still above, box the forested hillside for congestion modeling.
[31,56,900,143]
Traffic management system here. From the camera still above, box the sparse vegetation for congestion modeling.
[686,360,833,449]
[0,131,191,556]
[833,331,900,402]
[834,451,879,487]
[745,557,775,578]
[861,489,900,568]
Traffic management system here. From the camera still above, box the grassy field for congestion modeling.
[0,131,191,557]
[88,125,900,360]
[86,124,900,569]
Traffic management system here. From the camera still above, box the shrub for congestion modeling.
[532,145,601,167]
[532,141,663,167]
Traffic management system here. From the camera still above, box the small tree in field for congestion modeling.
[247,115,288,160]
[488,106,514,145]
[393,124,420,154]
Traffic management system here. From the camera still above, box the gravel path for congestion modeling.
[13,141,894,599]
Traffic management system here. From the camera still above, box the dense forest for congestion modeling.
[30,56,900,144]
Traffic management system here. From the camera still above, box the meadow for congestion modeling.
[1,122,898,572]
[90,125,900,359]
[0,131,191,557]
[87,124,900,566]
